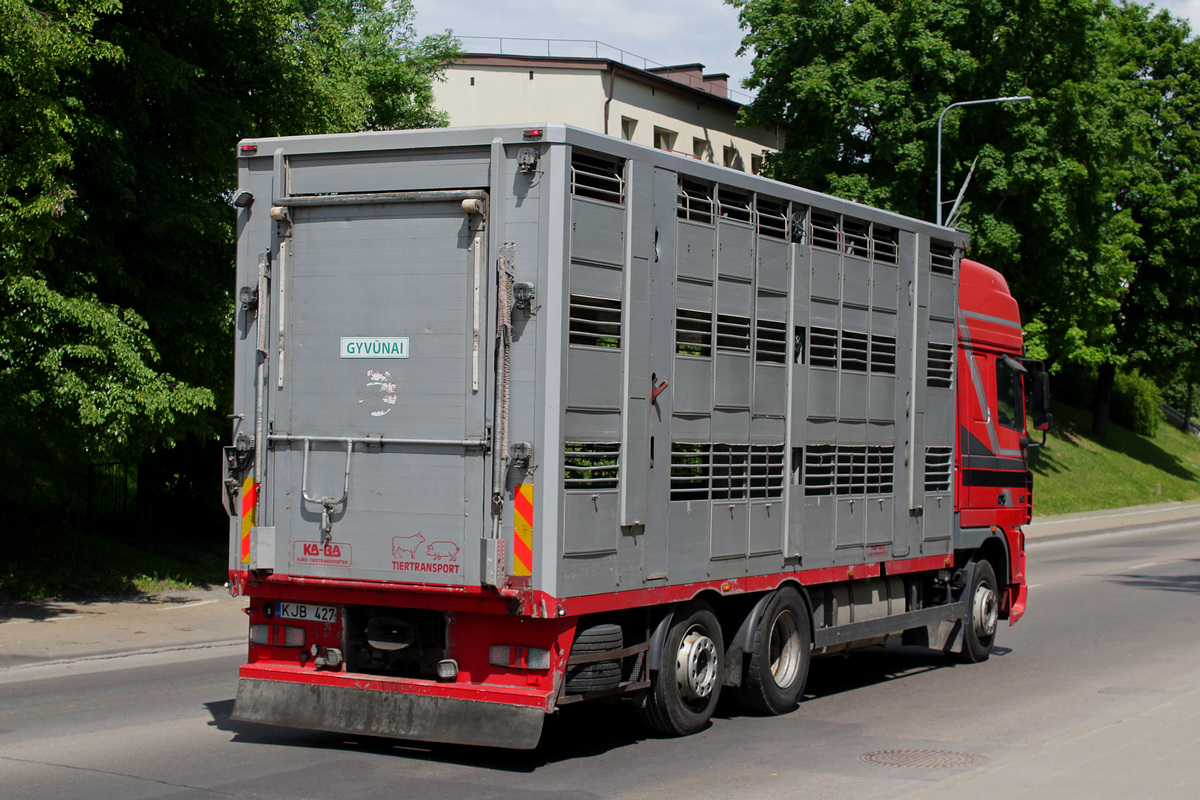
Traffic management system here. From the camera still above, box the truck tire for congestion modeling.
[638,602,724,736]
[957,559,999,663]
[565,624,624,693]
[737,587,811,715]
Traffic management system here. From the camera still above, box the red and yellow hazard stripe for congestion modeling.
[513,483,533,576]
[240,477,258,564]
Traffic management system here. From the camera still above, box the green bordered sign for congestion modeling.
[340,337,409,359]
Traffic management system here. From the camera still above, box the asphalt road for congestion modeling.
[3,521,1199,799]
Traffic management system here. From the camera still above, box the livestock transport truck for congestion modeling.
[224,123,1051,748]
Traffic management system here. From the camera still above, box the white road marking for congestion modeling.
[152,599,219,612]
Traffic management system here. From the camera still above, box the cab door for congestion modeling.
[959,350,1031,524]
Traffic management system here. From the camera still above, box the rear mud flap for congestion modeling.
[232,677,545,750]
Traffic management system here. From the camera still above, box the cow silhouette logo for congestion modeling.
[426,541,460,562]
[392,532,425,560]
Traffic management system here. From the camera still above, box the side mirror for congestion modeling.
[1032,371,1051,419]
[1034,412,1052,432]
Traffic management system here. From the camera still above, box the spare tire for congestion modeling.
[565,623,624,693]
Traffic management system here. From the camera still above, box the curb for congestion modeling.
[0,639,244,678]
[1027,501,1200,543]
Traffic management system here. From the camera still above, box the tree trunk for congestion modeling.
[1092,362,1115,442]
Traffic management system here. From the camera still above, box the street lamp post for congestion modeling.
[936,96,1032,226]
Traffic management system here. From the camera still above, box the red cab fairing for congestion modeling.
[956,258,1031,621]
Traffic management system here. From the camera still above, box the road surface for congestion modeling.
[3,521,1199,799]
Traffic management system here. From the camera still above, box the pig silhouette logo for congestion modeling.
[426,541,460,561]
[392,533,425,560]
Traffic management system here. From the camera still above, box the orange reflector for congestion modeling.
[513,483,533,576]
[240,478,258,564]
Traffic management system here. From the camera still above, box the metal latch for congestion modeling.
[513,281,535,310]
[517,148,540,173]
[509,441,533,468]
[239,285,259,312]
[222,432,255,516]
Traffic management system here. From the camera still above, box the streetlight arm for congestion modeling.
[935,95,1032,226]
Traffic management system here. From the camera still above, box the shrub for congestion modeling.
[1111,370,1164,436]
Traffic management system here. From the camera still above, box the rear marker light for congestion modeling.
[249,624,305,647]
[489,645,551,670]
[240,143,258,155]
[436,659,459,682]
[523,128,543,139]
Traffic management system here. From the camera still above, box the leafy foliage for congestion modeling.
[1111,369,1164,436]
[1,0,457,528]
[731,0,1200,432]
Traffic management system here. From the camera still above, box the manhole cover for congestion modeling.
[859,749,988,769]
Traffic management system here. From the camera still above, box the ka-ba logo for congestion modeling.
[391,532,461,575]
[293,541,353,567]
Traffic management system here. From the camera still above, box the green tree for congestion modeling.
[1,0,457,524]
[731,0,1196,439]
[1098,5,1200,438]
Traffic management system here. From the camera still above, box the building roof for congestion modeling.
[453,52,744,110]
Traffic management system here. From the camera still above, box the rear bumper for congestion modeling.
[232,677,546,749]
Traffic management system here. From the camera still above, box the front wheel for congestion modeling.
[737,587,811,715]
[638,601,724,736]
[957,559,999,663]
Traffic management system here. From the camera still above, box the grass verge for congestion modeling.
[0,529,227,601]
[1030,401,1200,515]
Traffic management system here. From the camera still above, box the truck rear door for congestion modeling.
[265,196,489,586]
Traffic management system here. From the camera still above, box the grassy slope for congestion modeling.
[1030,402,1200,515]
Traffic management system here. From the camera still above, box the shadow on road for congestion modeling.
[1106,559,1200,594]
[0,593,219,624]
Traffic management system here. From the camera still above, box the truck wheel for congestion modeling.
[638,602,724,736]
[565,623,624,693]
[958,559,999,663]
[737,587,811,715]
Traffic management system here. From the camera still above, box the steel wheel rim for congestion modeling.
[675,626,718,701]
[972,582,998,639]
[768,609,802,688]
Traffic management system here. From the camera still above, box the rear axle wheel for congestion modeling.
[638,601,724,736]
[737,587,811,715]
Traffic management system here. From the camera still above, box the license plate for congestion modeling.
[273,602,337,622]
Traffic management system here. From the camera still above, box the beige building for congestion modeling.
[433,47,784,174]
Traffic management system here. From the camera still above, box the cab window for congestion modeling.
[996,359,1024,430]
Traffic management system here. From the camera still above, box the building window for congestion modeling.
[751,154,763,175]
[723,146,744,171]
[621,117,637,141]
[654,127,677,152]
[693,137,711,162]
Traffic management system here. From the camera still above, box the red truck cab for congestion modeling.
[956,258,1051,624]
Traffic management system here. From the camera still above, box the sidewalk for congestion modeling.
[1025,500,1200,542]
[0,586,246,669]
